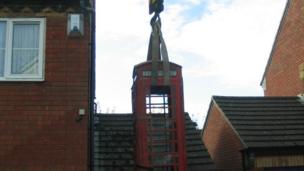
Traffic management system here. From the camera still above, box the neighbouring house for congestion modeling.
[261,0,304,96]
[203,96,304,171]
[0,1,95,171]
[202,1,304,171]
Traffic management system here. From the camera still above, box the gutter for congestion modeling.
[89,4,96,171]
[84,0,96,170]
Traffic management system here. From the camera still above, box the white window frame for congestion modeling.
[0,18,45,81]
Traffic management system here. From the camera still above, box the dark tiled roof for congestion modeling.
[94,113,218,170]
[184,114,218,171]
[94,114,135,171]
[213,96,304,148]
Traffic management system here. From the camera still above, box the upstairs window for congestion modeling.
[0,18,45,81]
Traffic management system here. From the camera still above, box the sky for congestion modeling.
[95,0,287,127]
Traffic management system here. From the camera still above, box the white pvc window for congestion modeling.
[0,22,6,77]
[0,18,45,81]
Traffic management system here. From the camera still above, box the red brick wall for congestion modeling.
[0,14,90,171]
[265,0,304,96]
[202,103,244,171]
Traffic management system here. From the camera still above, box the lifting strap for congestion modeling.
[147,15,170,86]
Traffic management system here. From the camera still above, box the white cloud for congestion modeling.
[186,0,201,5]
[163,0,287,126]
[95,0,287,126]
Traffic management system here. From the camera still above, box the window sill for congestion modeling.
[0,78,45,82]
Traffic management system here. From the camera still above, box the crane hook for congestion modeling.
[149,0,163,27]
[149,0,164,15]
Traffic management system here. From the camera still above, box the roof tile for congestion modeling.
[213,96,304,148]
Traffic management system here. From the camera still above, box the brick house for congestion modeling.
[202,1,304,171]
[0,1,95,171]
[203,96,304,171]
[261,0,304,96]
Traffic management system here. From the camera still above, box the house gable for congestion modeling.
[203,99,245,171]
[213,96,304,148]
[210,96,304,170]
[262,0,304,96]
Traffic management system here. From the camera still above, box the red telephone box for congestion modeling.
[132,60,187,171]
